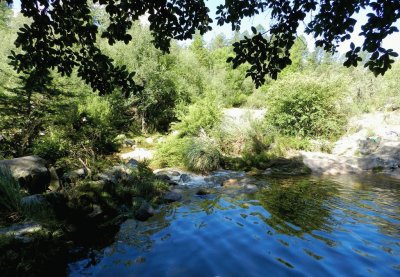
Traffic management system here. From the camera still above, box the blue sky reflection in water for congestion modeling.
[69,175,400,276]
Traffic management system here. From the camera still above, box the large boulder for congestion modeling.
[0,156,50,194]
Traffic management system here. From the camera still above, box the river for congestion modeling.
[68,173,400,276]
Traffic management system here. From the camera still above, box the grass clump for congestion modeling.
[153,134,222,173]
[0,165,22,221]
[185,136,221,173]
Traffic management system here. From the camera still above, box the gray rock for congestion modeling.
[135,201,155,221]
[196,188,211,196]
[179,174,191,183]
[48,166,60,191]
[62,168,86,184]
[242,184,258,194]
[124,139,135,147]
[156,174,171,182]
[155,170,181,177]
[21,194,47,210]
[0,221,43,237]
[126,159,139,168]
[0,156,50,194]
[93,173,115,184]
[164,190,182,202]
[88,204,104,220]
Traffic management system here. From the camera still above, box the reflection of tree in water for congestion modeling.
[256,177,338,236]
[329,174,400,239]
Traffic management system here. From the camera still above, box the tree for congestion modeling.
[2,0,399,93]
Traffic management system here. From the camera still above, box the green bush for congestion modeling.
[173,97,222,137]
[184,136,221,173]
[213,114,274,157]
[32,130,69,163]
[152,137,192,169]
[0,165,21,218]
[265,75,345,139]
[153,135,221,173]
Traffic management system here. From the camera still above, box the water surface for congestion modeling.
[69,174,400,276]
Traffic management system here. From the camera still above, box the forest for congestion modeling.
[0,2,400,276]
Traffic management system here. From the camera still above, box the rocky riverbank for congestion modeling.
[302,111,400,178]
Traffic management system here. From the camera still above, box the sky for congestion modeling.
[10,0,400,54]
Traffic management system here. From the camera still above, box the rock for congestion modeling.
[135,201,155,221]
[156,174,171,182]
[222,178,241,187]
[242,184,258,194]
[164,189,183,202]
[123,139,135,147]
[0,156,50,194]
[145,137,154,144]
[119,148,154,161]
[179,174,191,183]
[48,166,60,191]
[247,168,263,176]
[0,221,43,237]
[44,192,68,216]
[21,194,47,210]
[126,159,139,168]
[196,188,211,196]
[167,180,179,186]
[62,168,86,184]
[93,173,115,184]
[87,204,104,220]
[155,169,181,177]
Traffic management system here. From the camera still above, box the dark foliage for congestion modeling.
[1,0,398,92]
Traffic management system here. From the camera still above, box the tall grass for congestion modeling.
[0,165,21,217]
[185,136,221,173]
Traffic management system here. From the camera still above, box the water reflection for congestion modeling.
[255,177,338,236]
[69,174,400,277]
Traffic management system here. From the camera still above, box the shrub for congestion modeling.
[173,96,222,137]
[152,137,192,169]
[0,165,21,219]
[184,136,221,173]
[213,112,274,156]
[265,75,345,139]
[153,134,221,173]
[32,129,70,163]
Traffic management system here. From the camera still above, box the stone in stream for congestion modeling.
[164,189,183,202]
[135,201,155,221]
[242,184,258,194]
[156,174,171,182]
[179,174,191,183]
[222,178,242,187]
[196,188,211,196]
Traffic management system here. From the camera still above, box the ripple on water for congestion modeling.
[69,174,400,277]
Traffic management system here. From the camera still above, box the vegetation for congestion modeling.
[2,0,399,95]
[0,166,21,221]
[0,2,398,276]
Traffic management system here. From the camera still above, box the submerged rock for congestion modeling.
[0,156,50,194]
[164,189,183,202]
[196,188,211,196]
[135,201,155,221]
